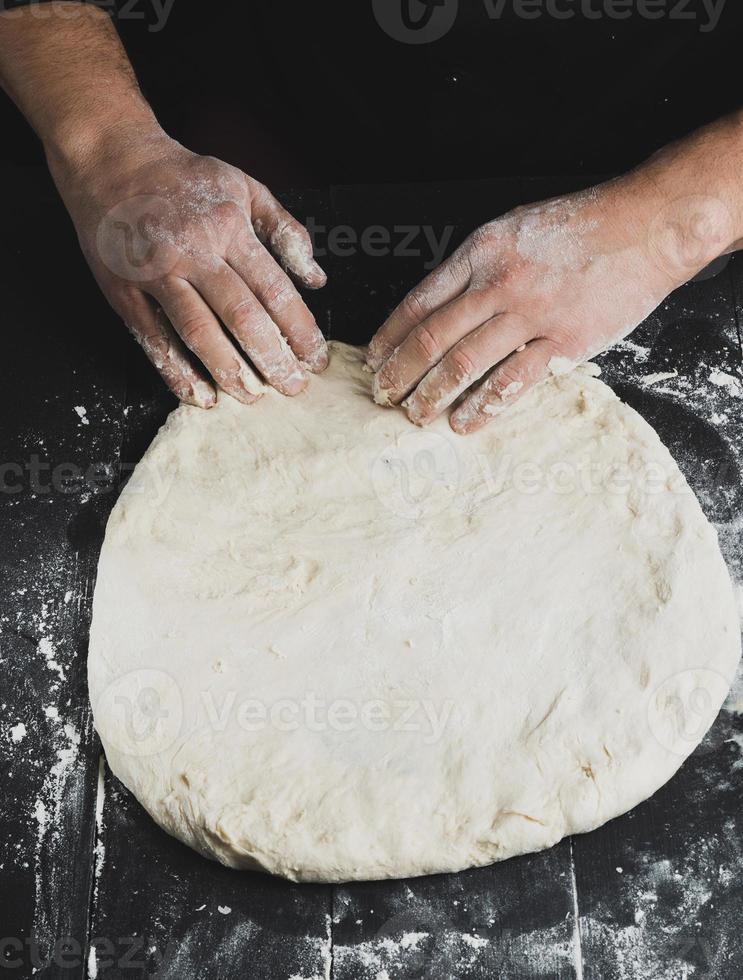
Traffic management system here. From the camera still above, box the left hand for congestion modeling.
[366,173,729,434]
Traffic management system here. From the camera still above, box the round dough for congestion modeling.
[89,343,740,882]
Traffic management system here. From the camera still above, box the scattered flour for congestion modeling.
[641,370,678,387]
[39,636,65,682]
[708,369,742,395]
[10,722,27,743]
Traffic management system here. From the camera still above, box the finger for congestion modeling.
[227,231,328,373]
[367,253,471,371]
[372,288,501,406]
[188,262,309,396]
[116,289,216,408]
[148,278,264,405]
[404,315,532,426]
[249,181,326,288]
[450,339,554,435]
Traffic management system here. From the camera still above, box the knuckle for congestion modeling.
[115,284,141,309]
[223,295,258,327]
[492,362,523,395]
[410,386,435,416]
[238,230,264,261]
[498,265,522,291]
[206,199,245,234]
[469,221,500,253]
[259,341,297,379]
[249,178,270,203]
[288,219,312,246]
[402,289,428,323]
[260,273,297,311]
[375,365,396,393]
[179,313,213,349]
[445,250,471,283]
[459,287,491,321]
[410,324,441,363]
[447,347,477,384]
[271,219,312,259]
[139,331,170,364]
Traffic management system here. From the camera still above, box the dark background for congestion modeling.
[1,0,743,188]
[2,2,743,978]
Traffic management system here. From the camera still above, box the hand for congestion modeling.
[367,172,738,434]
[53,128,328,407]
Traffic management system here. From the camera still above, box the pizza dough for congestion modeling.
[88,342,740,882]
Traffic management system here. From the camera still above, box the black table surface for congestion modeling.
[1,166,742,980]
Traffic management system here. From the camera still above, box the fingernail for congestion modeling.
[284,250,326,288]
[449,403,479,434]
[189,380,217,409]
[372,373,395,407]
[307,259,327,287]
[449,414,469,435]
[282,367,309,396]
[406,407,430,428]
[302,341,329,374]
[403,395,425,427]
[231,386,262,406]
[237,361,266,398]
[366,347,385,372]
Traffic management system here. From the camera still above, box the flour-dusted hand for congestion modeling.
[0,5,328,409]
[57,133,328,407]
[368,127,743,433]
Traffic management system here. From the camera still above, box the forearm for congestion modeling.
[629,110,743,281]
[0,2,160,176]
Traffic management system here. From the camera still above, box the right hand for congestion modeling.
[52,127,328,407]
